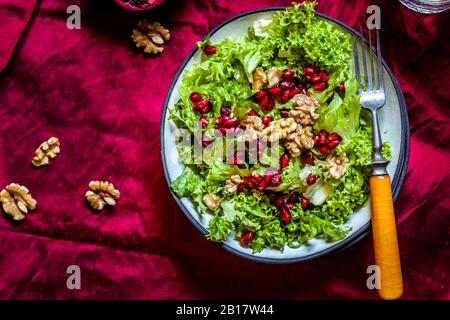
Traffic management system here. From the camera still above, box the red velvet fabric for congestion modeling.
[0,0,448,300]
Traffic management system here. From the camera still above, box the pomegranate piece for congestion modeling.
[280,206,291,223]
[328,139,341,149]
[237,183,246,192]
[289,85,304,98]
[301,197,310,210]
[339,82,345,93]
[313,135,320,147]
[204,45,218,56]
[301,151,315,165]
[318,135,328,145]
[268,86,282,96]
[202,137,213,147]
[286,203,294,209]
[275,197,285,208]
[199,117,209,127]
[288,194,298,204]
[189,92,202,103]
[194,98,212,113]
[280,154,290,169]
[262,116,273,126]
[302,66,315,75]
[243,176,256,188]
[220,106,232,116]
[240,231,254,245]
[311,74,322,84]
[318,145,331,155]
[266,191,278,202]
[328,132,342,142]
[306,173,317,185]
[282,69,296,81]
[255,90,268,100]
[270,174,281,187]
[319,71,330,82]
[248,109,260,117]
[223,117,238,128]
[276,90,290,104]
[259,96,275,111]
[303,75,312,83]
[258,180,268,190]
[280,80,295,90]
[313,82,329,91]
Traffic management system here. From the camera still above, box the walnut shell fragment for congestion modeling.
[32,137,60,167]
[0,183,37,221]
[85,181,120,211]
[132,20,170,54]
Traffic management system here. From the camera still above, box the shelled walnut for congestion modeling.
[289,94,320,125]
[260,118,297,143]
[85,181,120,211]
[267,67,282,88]
[225,175,243,193]
[0,183,37,221]
[326,155,349,179]
[284,125,315,157]
[132,20,170,54]
[240,116,264,141]
[32,137,60,167]
[203,193,221,211]
[252,67,267,90]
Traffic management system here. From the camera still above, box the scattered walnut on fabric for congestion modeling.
[132,20,170,54]
[0,183,37,221]
[85,181,120,211]
[32,137,60,167]
[326,154,349,179]
[202,193,221,211]
[284,125,315,157]
[225,175,243,193]
[252,67,268,90]
[289,93,320,125]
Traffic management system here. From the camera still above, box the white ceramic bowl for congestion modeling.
[161,8,409,263]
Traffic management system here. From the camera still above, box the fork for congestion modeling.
[353,28,403,300]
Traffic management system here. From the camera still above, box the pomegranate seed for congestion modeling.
[260,96,275,111]
[194,98,211,113]
[306,173,317,185]
[328,132,342,142]
[248,109,260,117]
[313,82,329,91]
[303,75,312,83]
[280,207,291,223]
[202,137,213,147]
[268,86,282,96]
[220,106,232,116]
[270,174,281,187]
[201,104,212,114]
[267,191,278,202]
[204,45,218,56]
[277,90,290,104]
[234,158,244,165]
[243,176,255,188]
[214,118,222,126]
[258,180,268,190]
[318,135,328,145]
[339,82,345,93]
[289,85,303,98]
[255,90,268,100]
[240,231,254,245]
[254,174,264,185]
[301,151,315,165]
[282,69,296,81]
[262,116,273,126]
[313,135,320,147]
[199,117,209,126]
[237,183,246,192]
[311,74,322,84]
[275,198,285,208]
[189,92,202,103]
[280,80,295,90]
[301,197,310,210]
[318,145,331,155]
[319,71,330,82]
[302,67,315,75]
[288,194,298,204]
[286,203,294,209]
[328,139,341,149]
[223,117,238,128]
[280,154,290,168]
[320,129,328,138]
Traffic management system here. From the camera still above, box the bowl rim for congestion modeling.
[160,7,410,264]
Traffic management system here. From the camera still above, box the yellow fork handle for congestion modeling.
[370,175,403,300]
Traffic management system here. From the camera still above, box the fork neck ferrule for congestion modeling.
[371,109,390,176]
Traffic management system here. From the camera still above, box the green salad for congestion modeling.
[169,2,390,253]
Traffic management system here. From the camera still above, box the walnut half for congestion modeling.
[225,175,243,193]
[327,155,349,179]
[32,137,60,167]
[0,183,37,221]
[202,193,221,211]
[85,181,120,211]
[252,67,267,90]
[132,20,170,54]
[289,93,320,126]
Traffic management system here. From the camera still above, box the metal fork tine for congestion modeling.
[368,28,376,91]
[360,28,369,90]
[376,29,384,91]
[353,34,361,87]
